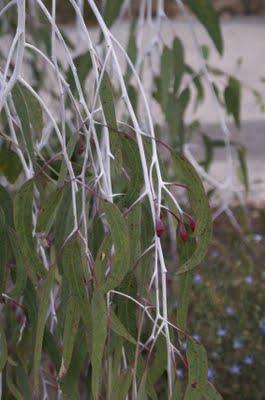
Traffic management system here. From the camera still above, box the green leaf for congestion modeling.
[184,338,208,399]
[127,202,142,266]
[186,0,223,55]
[19,84,44,139]
[60,328,87,400]
[13,180,46,280]
[161,46,174,110]
[110,311,136,345]
[102,201,130,292]
[0,185,13,226]
[204,382,223,400]
[125,18,137,83]
[149,336,167,384]
[59,296,80,377]
[36,185,65,233]
[104,0,123,27]
[94,235,112,287]
[12,84,36,165]
[0,326,7,371]
[173,154,212,275]
[99,71,122,171]
[33,266,56,395]
[110,368,132,400]
[62,237,91,330]
[6,364,23,400]
[173,37,185,93]
[91,290,107,400]
[121,136,143,207]
[177,233,196,332]
[66,51,92,97]
[8,227,28,297]
[237,145,248,192]
[0,149,22,183]
[0,207,8,295]
[224,77,241,128]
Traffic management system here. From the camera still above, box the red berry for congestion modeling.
[189,218,196,232]
[179,223,188,242]
[156,219,165,237]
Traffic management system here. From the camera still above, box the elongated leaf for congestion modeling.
[12,84,36,164]
[0,207,8,295]
[99,71,122,170]
[16,366,31,399]
[224,77,241,128]
[8,227,27,297]
[66,51,92,97]
[13,180,46,280]
[161,46,174,110]
[173,37,185,94]
[6,364,23,400]
[60,328,87,400]
[0,184,13,226]
[110,368,132,400]
[94,235,112,287]
[36,186,65,233]
[59,296,80,377]
[184,338,208,399]
[104,0,123,27]
[204,382,223,400]
[125,18,137,83]
[149,336,167,384]
[19,83,44,139]
[102,201,130,291]
[173,154,212,274]
[0,326,7,371]
[177,233,196,332]
[91,290,107,400]
[62,237,91,330]
[127,202,142,266]
[237,145,248,192]
[33,267,56,395]
[0,149,22,183]
[186,0,223,55]
[121,136,143,207]
[110,311,136,345]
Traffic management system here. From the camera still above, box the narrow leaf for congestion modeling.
[0,149,22,183]
[0,326,7,371]
[13,180,46,280]
[91,290,107,400]
[110,311,136,345]
[36,186,65,233]
[184,338,208,399]
[224,77,241,128]
[102,201,130,292]
[110,368,132,400]
[33,267,56,394]
[186,0,223,55]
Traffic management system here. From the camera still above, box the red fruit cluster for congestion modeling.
[156,218,165,237]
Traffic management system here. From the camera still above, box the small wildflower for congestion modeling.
[227,364,241,375]
[211,249,219,258]
[225,306,235,316]
[211,351,219,359]
[243,355,254,365]
[180,341,187,350]
[192,334,201,342]
[207,367,216,381]
[259,322,265,336]
[245,275,253,284]
[193,273,202,284]
[176,369,184,378]
[253,233,262,242]
[217,327,227,337]
[233,338,243,350]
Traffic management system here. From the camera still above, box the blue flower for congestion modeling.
[227,364,241,375]
[217,327,227,337]
[225,306,235,316]
[180,341,187,350]
[233,338,243,349]
[207,367,216,381]
[211,249,219,258]
[192,334,201,342]
[176,369,184,378]
[211,351,219,359]
[193,273,202,284]
[243,355,254,365]
[253,233,262,242]
[245,275,253,284]
[259,322,265,335]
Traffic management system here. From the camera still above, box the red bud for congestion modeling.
[189,218,196,232]
[156,219,165,237]
[179,223,188,242]
[78,142,85,155]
